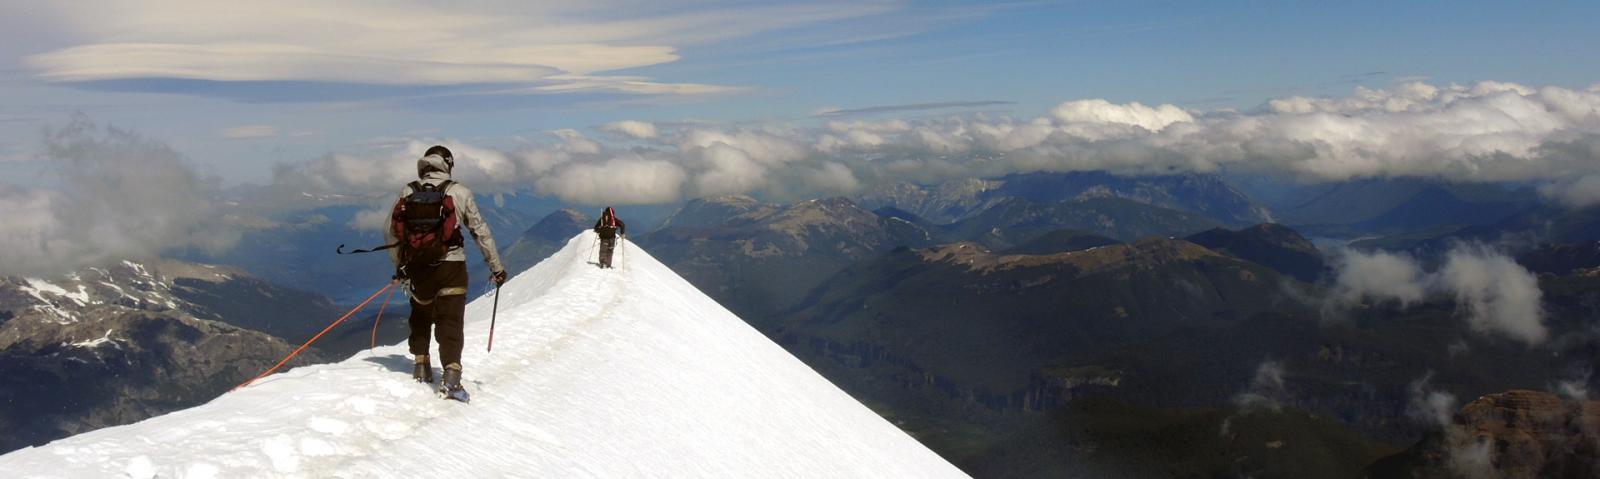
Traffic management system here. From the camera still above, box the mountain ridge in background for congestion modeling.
[0,259,338,454]
[859,171,1274,226]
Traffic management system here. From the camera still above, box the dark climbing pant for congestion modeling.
[407,261,468,367]
[599,238,616,268]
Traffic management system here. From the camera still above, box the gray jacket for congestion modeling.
[385,154,505,273]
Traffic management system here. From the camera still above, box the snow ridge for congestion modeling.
[0,233,968,478]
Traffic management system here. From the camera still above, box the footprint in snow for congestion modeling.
[307,416,350,436]
[261,434,300,473]
[124,455,156,479]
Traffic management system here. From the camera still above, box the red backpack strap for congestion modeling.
[438,180,461,245]
[390,184,418,240]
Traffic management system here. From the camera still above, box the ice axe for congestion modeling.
[487,282,501,352]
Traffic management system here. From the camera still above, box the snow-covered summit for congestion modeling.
[0,233,968,478]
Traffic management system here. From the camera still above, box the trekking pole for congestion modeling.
[487,284,501,352]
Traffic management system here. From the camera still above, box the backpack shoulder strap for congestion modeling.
[437,180,454,194]
[407,180,423,193]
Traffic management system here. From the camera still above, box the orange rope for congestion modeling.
[233,282,396,391]
[369,284,398,350]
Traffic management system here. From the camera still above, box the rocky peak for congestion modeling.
[857,179,1001,224]
[523,209,591,243]
[1370,389,1600,478]
[543,208,588,223]
[0,259,326,350]
[766,197,879,232]
[659,195,774,229]
[1449,390,1600,477]
[0,260,322,453]
[1,260,218,335]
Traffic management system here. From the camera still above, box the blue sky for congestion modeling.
[2,0,1598,185]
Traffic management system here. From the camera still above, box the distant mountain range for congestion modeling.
[767,221,1598,477]
[1353,204,1600,256]
[859,171,1274,226]
[936,195,1223,248]
[1250,177,1544,239]
[640,196,920,321]
[777,236,1303,397]
[638,172,1270,321]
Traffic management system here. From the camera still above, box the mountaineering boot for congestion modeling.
[439,363,469,402]
[413,355,433,383]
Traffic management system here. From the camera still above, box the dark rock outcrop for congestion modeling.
[1368,390,1600,478]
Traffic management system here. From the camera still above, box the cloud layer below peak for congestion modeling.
[276,80,1600,212]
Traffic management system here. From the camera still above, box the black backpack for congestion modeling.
[390,180,461,268]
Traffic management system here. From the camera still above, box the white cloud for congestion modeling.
[1404,373,1498,479]
[1555,367,1591,401]
[1406,373,1458,428]
[1330,249,1428,306]
[797,82,1600,199]
[551,129,602,155]
[1232,360,1287,413]
[349,206,391,232]
[22,1,897,97]
[30,41,567,84]
[279,81,1600,212]
[691,143,770,197]
[1328,244,1548,346]
[1439,245,1548,345]
[0,116,238,276]
[684,128,807,165]
[601,120,658,139]
[221,125,280,139]
[1540,175,1600,207]
[534,157,687,205]
[1050,99,1194,132]
[799,162,862,195]
[526,75,749,96]
[277,139,524,197]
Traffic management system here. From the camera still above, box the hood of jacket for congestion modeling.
[417,154,451,179]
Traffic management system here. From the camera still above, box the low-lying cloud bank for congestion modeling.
[1232,360,1288,413]
[1330,244,1547,345]
[281,80,1600,207]
[0,116,237,276]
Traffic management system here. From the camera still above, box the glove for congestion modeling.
[492,270,508,286]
